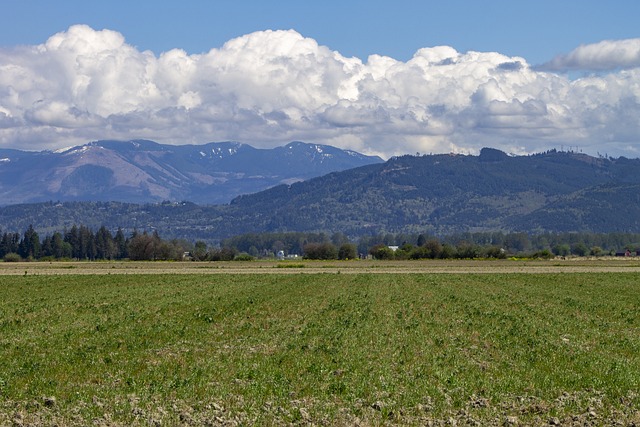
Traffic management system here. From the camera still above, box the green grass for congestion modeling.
[1,273,639,425]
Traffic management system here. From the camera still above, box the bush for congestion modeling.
[369,244,395,260]
[571,242,588,257]
[410,239,442,259]
[455,242,479,259]
[233,253,255,261]
[3,252,21,262]
[552,244,571,256]
[531,249,554,259]
[209,247,238,261]
[337,243,357,260]
[485,246,507,259]
[303,242,338,260]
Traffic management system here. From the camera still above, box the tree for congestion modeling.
[331,232,349,247]
[485,246,506,259]
[410,239,442,259]
[41,234,53,258]
[271,240,285,254]
[209,246,237,261]
[40,231,70,259]
[127,232,155,261]
[571,242,588,257]
[19,225,40,259]
[303,242,338,260]
[154,240,174,260]
[455,241,479,259]
[114,228,127,259]
[337,243,357,260]
[65,225,80,259]
[394,243,413,260]
[369,244,394,260]
[440,244,456,259]
[0,232,20,258]
[193,241,208,261]
[504,233,530,253]
[78,225,96,260]
[552,243,570,257]
[95,226,116,260]
[424,239,443,259]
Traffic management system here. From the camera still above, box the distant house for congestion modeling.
[388,246,399,252]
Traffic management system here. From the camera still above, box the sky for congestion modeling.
[1,0,640,158]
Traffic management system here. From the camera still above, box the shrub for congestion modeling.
[233,253,255,261]
[208,247,238,261]
[3,252,21,262]
[531,249,554,259]
[369,244,395,260]
[337,243,357,260]
[303,242,338,260]
[276,263,305,268]
[485,246,507,259]
[552,243,571,256]
[571,242,588,257]
[455,242,479,259]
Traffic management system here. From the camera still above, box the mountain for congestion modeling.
[0,140,383,205]
[224,148,640,236]
[1,148,640,240]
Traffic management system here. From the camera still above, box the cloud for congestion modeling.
[539,38,640,71]
[0,25,640,158]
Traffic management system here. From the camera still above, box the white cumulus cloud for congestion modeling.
[540,38,640,71]
[1,25,640,158]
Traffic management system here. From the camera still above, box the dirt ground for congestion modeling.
[2,258,640,275]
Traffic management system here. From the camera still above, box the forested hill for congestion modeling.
[1,148,640,241]
[227,148,640,235]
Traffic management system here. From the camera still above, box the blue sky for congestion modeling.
[1,0,640,158]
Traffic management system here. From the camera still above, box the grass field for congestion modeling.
[1,266,639,425]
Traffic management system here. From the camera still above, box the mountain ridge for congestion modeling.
[1,148,640,241]
[0,139,383,205]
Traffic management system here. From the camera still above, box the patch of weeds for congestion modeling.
[276,263,305,268]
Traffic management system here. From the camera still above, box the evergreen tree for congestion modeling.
[53,232,71,259]
[65,225,81,259]
[114,228,127,259]
[95,226,116,260]
[19,225,40,259]
[0,232,20,257]
[41,234,53,258]
[78,225,96,260]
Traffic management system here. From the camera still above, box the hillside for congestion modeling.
[1,148,640,240]
[0,140,383,205]
[224,148,640,235]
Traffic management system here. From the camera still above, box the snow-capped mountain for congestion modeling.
[0,140,383,205]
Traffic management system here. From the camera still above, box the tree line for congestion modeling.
[2,226,640,262]
[222,231,640,260]
[0,225,192,261]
